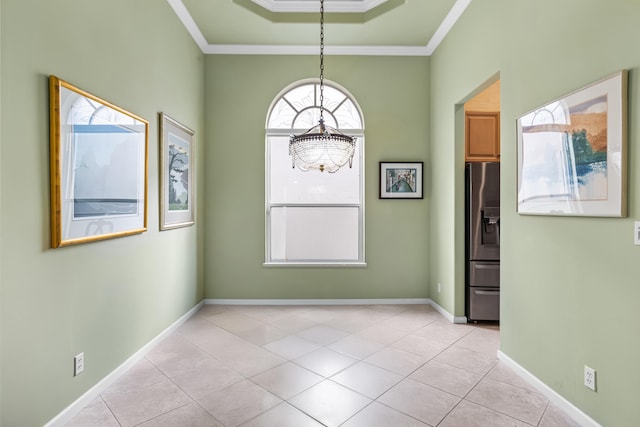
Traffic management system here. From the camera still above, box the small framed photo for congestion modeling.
[159,113,195,230]
[49,76,149,248]
[379,162,424,199]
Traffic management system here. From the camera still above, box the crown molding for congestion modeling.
[203,43,430,56]
[168,0,209,52]
[425,0,471,55]
[168,0,473,57]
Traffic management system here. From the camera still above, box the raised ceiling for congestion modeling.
[168,0,473,55]
[250,0,392,13]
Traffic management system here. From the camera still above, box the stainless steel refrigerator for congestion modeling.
[466,162,500,322]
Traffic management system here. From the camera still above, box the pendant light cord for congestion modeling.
[319,0,325,122]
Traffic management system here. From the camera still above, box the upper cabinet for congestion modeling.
[465,80,500,162]
[465,111,500,162]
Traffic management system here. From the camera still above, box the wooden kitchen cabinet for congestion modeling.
[465,111,500,162]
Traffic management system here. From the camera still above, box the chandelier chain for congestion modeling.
[288,0,356,173]
[319,0,325,121]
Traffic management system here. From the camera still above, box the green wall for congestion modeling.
[4,0,635,425]
[429,0,640,425]
[204,55,430,300]
[0,1,204,425]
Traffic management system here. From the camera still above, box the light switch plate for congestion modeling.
[635,222,640,246]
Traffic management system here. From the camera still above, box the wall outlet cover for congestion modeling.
[74,352,84,376]
[584,365,596,391]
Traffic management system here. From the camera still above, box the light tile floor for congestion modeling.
[65,304,581,427]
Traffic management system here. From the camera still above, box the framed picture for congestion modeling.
[379,162,424,199]
[49,76,148,248]
[159,113,195,230]
[516,70,628,217]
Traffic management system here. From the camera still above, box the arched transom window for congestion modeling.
[268,82,363,131]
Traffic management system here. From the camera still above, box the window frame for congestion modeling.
[264,79,365,267]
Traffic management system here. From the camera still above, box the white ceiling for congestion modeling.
[167,0,473,56]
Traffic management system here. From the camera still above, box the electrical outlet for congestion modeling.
[74,352,84,376]
[437,283,441,293]
[634,221,640,245]
[584,365,596,391]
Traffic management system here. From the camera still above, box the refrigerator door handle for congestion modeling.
[473,264,500,270]
[474,289,500,296]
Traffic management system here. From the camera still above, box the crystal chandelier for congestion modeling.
[289,0,357,173]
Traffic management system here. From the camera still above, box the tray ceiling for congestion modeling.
[167,0,472,55]
[250,0,392,13]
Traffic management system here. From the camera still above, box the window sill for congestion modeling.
[263,262,367,268]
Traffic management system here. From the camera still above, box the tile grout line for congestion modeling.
[99,395,124,427]
[433,359,501,427]
[214,305,493,426]
[536,400,553,427]
[458,363,543,426]
[251,305,429,426]
[293,307,465,426]
[74,305,520,427]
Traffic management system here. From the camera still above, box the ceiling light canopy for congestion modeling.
[289,0,357,173]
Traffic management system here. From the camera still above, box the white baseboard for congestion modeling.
[429,299,468,324]
[497,350,601,427]
[205,298,467,324]
[204,298,431,306]
[45,301,204,427]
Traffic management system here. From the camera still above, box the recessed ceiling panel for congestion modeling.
[181,0,457,46]
[250,0,391,13]
[169,0,472,55]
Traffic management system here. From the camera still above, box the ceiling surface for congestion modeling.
[168,0,472,55]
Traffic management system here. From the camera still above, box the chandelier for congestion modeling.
[289,0,357,173]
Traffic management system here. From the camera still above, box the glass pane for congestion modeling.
[285,85,316,112]
[333,98,362,128]
[270,206,359,261]
[293,107,321,130]
[268,99,297,129]
[269,136,360,204]
[321,86,346,113]
[292,107,338,130]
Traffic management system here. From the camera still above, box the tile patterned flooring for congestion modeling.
[65,304,581,427]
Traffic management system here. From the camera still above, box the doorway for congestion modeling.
[463,79,501,322]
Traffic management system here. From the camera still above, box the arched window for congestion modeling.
[265,80,365,265]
